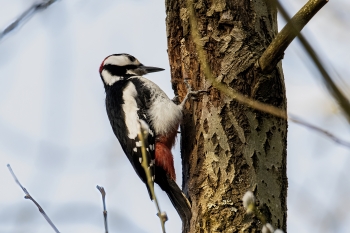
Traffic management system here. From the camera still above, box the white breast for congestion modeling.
[148,94,182,135]
[131,77,183,136]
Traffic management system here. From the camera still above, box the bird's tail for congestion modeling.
[156,173,192,228]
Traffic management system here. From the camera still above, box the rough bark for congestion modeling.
[166,0,287,232]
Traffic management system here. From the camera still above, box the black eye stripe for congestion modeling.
[104,64,138,69]
[104,64,139,76]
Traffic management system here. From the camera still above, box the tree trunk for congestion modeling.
[166,0,287,232]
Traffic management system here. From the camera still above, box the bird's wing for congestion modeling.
[124,79,156,192]
[131,109,156,183]
[106,80,156,193]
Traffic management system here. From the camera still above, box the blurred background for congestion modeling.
[0,0,349,232]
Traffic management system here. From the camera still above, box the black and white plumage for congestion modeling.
[104,76,158,185]
[99,54,191,222]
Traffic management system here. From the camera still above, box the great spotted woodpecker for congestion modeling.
[99,53,195,221]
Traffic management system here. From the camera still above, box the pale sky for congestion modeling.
[0,0,350,232]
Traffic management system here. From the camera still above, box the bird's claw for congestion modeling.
[189,90,208,100]
[179,79,208,107]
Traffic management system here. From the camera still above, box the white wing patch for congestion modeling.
[135,141,141,147]
[101,70,122,86]
[149,129,154,137]
[122,82,140,139]
[149,144,154,151]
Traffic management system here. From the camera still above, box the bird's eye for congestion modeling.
[128,55,136,62]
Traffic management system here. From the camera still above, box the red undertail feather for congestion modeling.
[155,126,179,180]
[155,142,176,180]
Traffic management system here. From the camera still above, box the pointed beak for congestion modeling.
[142,65,165,74]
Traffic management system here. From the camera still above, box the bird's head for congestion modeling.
[99,53,164,86]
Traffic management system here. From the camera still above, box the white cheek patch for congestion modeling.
[104,55,140,67]
[122,82,140,139]
[101,70,122,86]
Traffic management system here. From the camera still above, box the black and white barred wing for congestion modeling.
[104,80,157,201]
[112,81,156,184]
[134,118,156,182]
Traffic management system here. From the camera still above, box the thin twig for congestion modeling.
[276,1,350,124]
[0,0,58,42]
[289,115,350,148]
[138,121,167,233]
[186,0,287,119]
[7,164,60,233]
[96,185,109,233]
[258,0,328,73]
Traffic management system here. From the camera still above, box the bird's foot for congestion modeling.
[188,90,208,101]
[179,79,208,108]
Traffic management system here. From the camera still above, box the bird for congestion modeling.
[99,53,197,222]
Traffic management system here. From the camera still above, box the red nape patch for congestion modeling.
[99,56,110,73]
[155,143,176,180]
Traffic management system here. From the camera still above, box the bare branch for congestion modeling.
[138,121,167,233]
[0,0,58,42]
[7,164,60,233]
[289,115,350,148]
[276,2,350,123]
[258,0,328,73]
[96,185,109,233]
